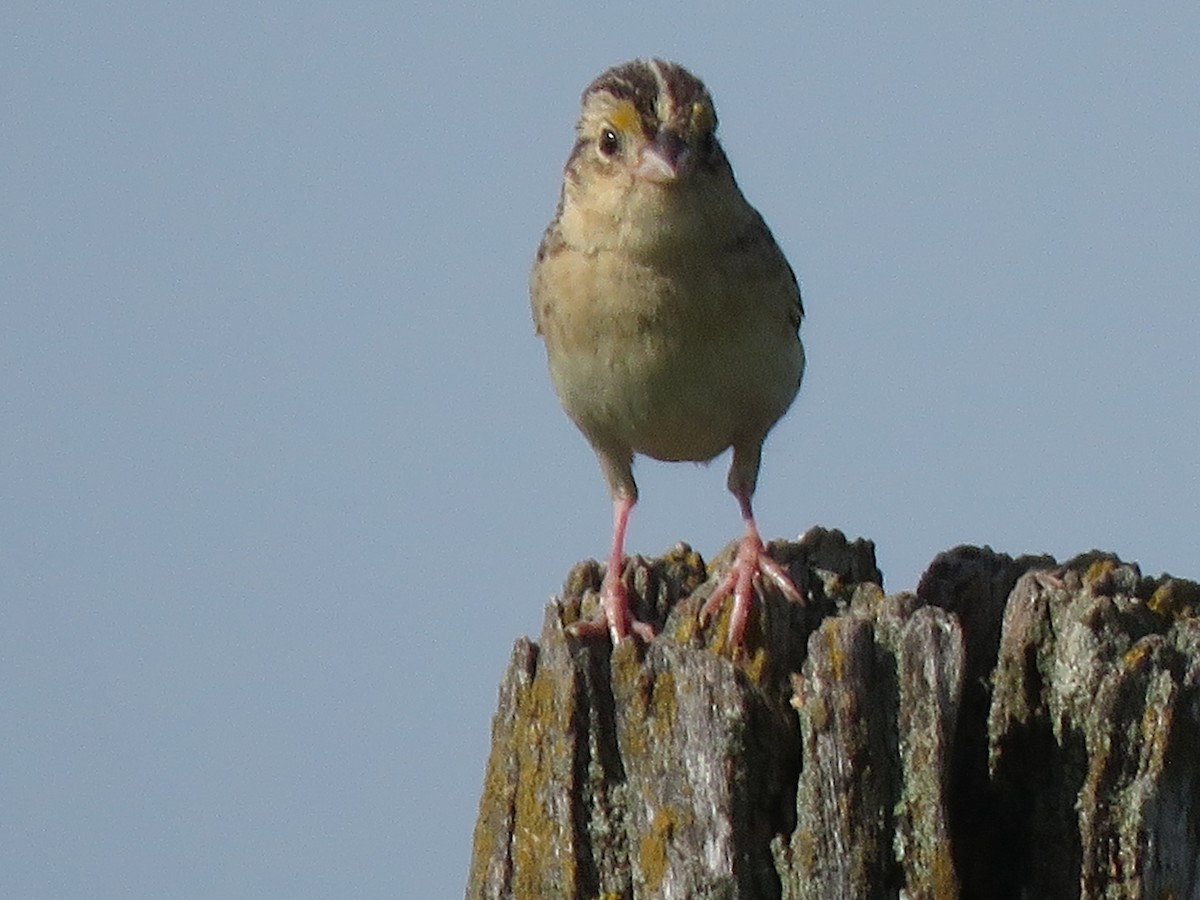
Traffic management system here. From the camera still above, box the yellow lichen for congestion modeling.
[1122,641,1153,670]
[825,628,847,683]
[930,840,959,899]
[507,667,579,894]
[652,669,678,723]
[1083,559,1118,589]
[1148,578,1200,619]
[639,806,693,893]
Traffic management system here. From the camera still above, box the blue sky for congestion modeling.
[3,3,1198,897]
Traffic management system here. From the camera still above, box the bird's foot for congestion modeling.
[699,533,802,648]
[568,571,656,644]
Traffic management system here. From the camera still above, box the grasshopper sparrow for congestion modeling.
[531,59,805,647]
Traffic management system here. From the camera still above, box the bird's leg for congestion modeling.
[699,492,802,647]
[568,493,656,644]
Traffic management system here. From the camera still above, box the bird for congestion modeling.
[530,59,805,648]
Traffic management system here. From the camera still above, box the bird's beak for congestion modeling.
[635,129,691,183]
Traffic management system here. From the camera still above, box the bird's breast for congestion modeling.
[533,247,802,462]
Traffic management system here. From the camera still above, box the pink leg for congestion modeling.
[699,493,802,647]
[568,494,656,644]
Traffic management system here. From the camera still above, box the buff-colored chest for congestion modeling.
[533,243,802,462]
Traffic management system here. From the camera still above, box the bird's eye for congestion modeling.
[598,129,620,157]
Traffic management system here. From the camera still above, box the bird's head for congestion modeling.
[558,59,745,255]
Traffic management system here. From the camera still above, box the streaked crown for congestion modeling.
[580,59,718,153]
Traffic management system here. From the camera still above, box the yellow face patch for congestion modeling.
[607,99,641,137]
[689,101,715,139]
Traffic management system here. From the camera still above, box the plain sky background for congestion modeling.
[3,3,1198,897]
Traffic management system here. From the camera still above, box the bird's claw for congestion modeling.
[699,537,802,648]
[568,615,656,644]
[567,574,656,644]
